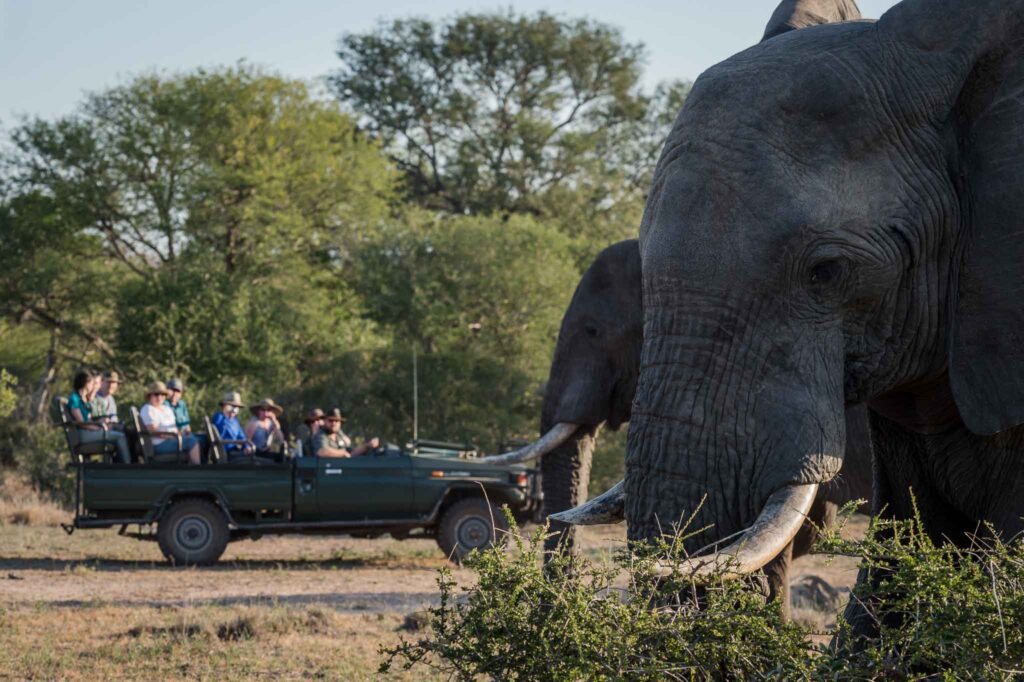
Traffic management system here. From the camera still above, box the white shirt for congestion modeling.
[140,403,178,445]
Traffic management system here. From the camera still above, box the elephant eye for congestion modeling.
[807,259,845,288]
[584,324,601,339]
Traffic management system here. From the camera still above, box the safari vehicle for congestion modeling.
[52,398,542,565]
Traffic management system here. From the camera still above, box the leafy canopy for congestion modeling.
[332,10,686,236]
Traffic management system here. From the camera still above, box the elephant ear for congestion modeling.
[762,0,863,41]
[880,0,1024,435]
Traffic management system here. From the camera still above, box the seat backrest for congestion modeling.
[204,416,224,464]
[131,406,154,462]
[52,396,81,457]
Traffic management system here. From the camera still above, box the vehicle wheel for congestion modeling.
[437,497,508,564]
[157,498,229,566]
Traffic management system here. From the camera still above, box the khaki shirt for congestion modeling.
[313,430,350,456]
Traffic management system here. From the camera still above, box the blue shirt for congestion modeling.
[165,398,191,431]
[211,411,246,451]
[67,392,92,423]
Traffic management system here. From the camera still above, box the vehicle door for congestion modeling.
[316,449,414,520]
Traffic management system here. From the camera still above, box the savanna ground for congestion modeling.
[0,477,865,681]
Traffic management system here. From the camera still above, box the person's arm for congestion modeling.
[314,434,350,458]
[350,437,381,457]
[243,418,258,440]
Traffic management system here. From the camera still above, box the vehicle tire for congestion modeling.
[157,498,230,566]
[436,497,508,564]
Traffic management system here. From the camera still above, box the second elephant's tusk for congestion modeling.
[548,480,625,525]
[481,422,579,464]
[654,482,819,580]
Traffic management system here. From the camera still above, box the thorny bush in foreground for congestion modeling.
[381,504,1024,681]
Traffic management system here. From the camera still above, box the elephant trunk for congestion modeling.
[625,281,844,560]
[539,424,596,554]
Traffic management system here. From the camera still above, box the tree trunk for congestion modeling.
[27,328,61,423]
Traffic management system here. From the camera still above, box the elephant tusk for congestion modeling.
[481,422,579,464]
[548,480,625,525]
[654,483,819,580]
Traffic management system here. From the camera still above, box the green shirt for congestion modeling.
[165,398,191,431]
[312,431,348,456]
[67,392,92,423]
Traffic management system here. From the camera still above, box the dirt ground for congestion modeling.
[0,518,866,680]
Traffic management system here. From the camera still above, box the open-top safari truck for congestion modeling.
[51,398,542,565]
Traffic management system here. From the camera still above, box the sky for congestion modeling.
[0,0,900,123]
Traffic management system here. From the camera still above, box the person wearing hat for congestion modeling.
[140,381,200,464]
[211,391,254,459]
[295,408,325,458]
[91,371,121,425]
[244,398,286,459]
[69,369,131,463]
[164,378,192,434]
[313,408,380,458]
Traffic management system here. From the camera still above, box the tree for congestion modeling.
[2,66,398,406]
[332,11,664,220]
[346,212,580,448]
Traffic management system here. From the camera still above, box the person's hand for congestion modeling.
[368,437,380,449]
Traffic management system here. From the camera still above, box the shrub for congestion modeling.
[382,505,1024,681]
[380,511,814,680]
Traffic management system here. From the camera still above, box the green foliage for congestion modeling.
[818,507,1024,679]
[332,10,686,238]
[2,65,397,409]
[0,370,15,419]
[350,212,579,448]
[383,507,1024,681]
[381,513,814,680]
[0,421,72,505]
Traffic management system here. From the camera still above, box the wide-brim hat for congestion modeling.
[146,381,170,397]
[304,408,326,424]
[250,398,283,416]
[220,391,244,408]
[324,408,347,424]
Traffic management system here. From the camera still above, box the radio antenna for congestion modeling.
[412,342,419,443]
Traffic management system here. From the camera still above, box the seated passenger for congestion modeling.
[68,370,131,463]
[140,381,200,464]
[90,371,122,425]
[296,408,324,457]
[245,398,286,459]
[164,378,192,434]
[211,391,254,460]
[313,408,380,458]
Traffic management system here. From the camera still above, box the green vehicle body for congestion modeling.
[69,442,541,564]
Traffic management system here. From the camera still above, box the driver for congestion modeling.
[314,408,380,458]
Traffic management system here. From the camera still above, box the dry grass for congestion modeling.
[0,603,443,681]
[0,469,68,527]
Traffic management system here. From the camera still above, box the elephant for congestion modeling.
[488,239,873,615]
[557,0,1024,636]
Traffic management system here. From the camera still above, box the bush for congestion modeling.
[818,507,1024,679]
[381,505,1024,681]
[0,420,73,506]
[380,511,814,680]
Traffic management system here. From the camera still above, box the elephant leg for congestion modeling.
[840,410,976,645]
[791,498,836,561]
[763,541,794,622]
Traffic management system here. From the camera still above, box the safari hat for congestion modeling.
[103,371,121,383]
[220,391,244,408]
[166,378,184,392]
[324,408,347,424]
[304,408,326,424]
[145,381,170,397]
[250,398,283,416]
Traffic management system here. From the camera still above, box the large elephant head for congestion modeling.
[486,240,642,551]
[620,0,1024,568]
